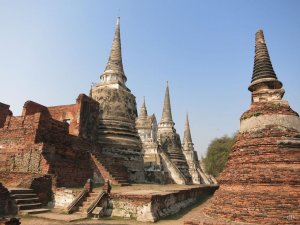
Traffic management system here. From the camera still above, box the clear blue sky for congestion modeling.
[1,0,300,157]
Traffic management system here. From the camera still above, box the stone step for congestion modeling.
[10,193,37,199]
[88,193,98,197]
[109,174,129,179]
[92,154,130,185]
[120,183,131,186]
[82,199,96,207]
[85,198,97,203]
[19,208,50,215]
[15,198,39,204]
[108,171,129,175]
[9,188,34,194]
[18,203,42,210]
[78,206,88,212]
[113,178,129,182]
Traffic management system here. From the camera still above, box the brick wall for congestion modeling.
[0,95,102,189]
[0,183,9,215]
[0,103,12,128]
[47,94,100,140]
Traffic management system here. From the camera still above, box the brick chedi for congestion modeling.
[187,30,300,225]
[157,82,192,184]
[91,17,145,182]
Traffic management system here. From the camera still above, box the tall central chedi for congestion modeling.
[192,30,300,225]
[91,18,144,182]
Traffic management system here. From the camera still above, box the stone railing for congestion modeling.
[66,189,88,214]
[159,151,187,184]
[86,191,106,216]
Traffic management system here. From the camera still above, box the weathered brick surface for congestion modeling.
[47,94,100,139]
[0,95,101,189]
[0,218,20,225]
[0,103,12,128]
[184,102,300,225]
[200,105,300,224]
[240,101,299,120]
[0,93,137,191]
[0,183,9,216]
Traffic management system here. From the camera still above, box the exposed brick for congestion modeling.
[0,183,9,215]
[0,103,12,128]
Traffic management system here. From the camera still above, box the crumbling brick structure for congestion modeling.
[0,218,20,225]
[0,183,9,215]
[185,30,300,225]
[0,94,102,189]
[0,103,12,128]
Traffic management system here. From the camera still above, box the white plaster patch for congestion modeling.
[52,189,76,208]
[240,114,300,132]
[136,203,156,222]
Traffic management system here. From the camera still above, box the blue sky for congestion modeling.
[1,0,300,156]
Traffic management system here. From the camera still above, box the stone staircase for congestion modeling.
[167,151,193,183]
[76,192,98,215]
[9,188,50,215]
[91,153,130,186]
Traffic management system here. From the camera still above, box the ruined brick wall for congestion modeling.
[47,103,79,136]
[0,218,20,225]
[0,183,9,215]
[47,94,100,140]
[21,101,48,117]
[0,113,45,176]
[0,96,102,188]
[76,94,100,141]
[0,103,12,128]
[30,175,53,205]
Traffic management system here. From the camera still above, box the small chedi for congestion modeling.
[136,83,213,185]
[135,98,164,182]
[186,30,300,224]
[182,114,214,184]
[157,83,192,184]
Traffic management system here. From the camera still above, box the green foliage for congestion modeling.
[203,135,235,177]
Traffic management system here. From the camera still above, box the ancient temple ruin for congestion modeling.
[185,30,300,225]
[90,17,145,182]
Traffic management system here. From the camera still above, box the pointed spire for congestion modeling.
[100,17,127,84]
[161,81,174,124]
[183,113,193,144]
[139,96,148,119]
[249,29,282,91]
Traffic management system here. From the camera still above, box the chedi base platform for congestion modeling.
[109,184,218,222]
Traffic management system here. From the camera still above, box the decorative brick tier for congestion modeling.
[241,101,299,120]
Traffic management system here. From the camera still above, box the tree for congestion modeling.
[203,135,235,177]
